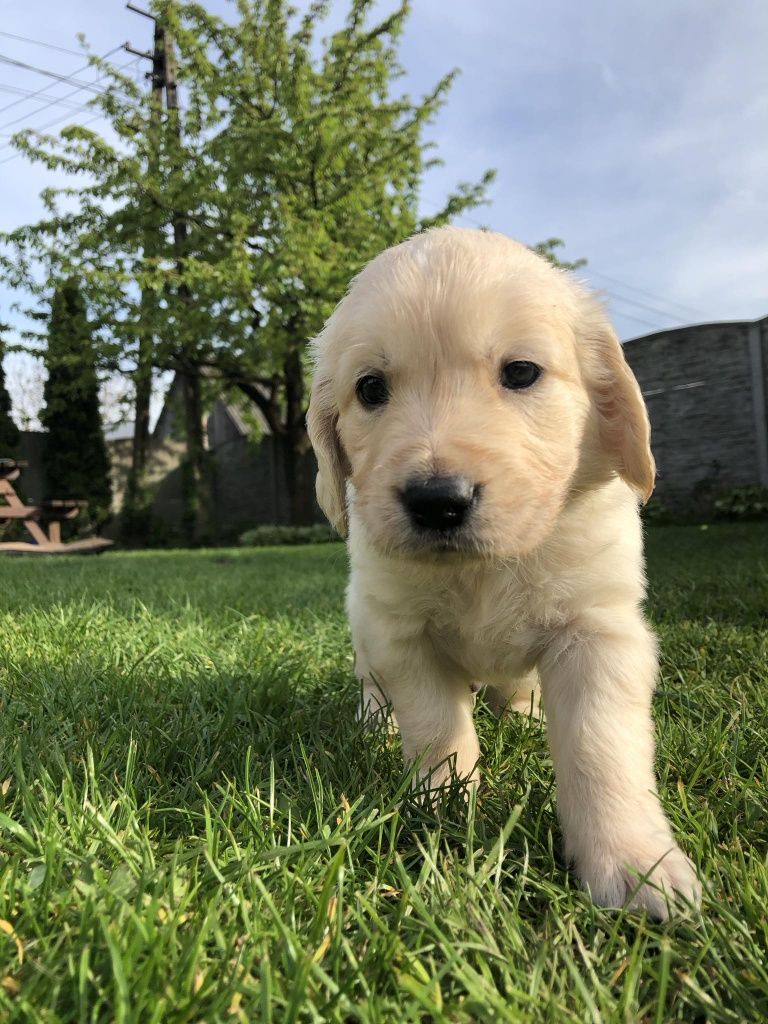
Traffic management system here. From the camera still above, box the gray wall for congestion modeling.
[14,315,767,541]
[209,434,311,535]
[101,433,317,542]
[623,316,768,499]
[206,315,768,531]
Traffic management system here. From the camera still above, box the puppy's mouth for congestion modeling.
[405,527,486,558]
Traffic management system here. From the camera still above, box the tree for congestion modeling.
[163,0,500,522]
[0,340,20,455]
[1,1,586,535]
[1,1,496,534]
[533,238,587,272]
[41,280,112,528]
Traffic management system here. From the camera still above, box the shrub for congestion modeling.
[713,486,768,521]
[641,496,676,524]
[238,524,339,547]
[642,485,768,525]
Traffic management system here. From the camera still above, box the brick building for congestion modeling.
[623,314,768,499]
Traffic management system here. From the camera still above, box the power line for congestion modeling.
[0,112,93,141]
[593,286,691,325]
[0,106,102,146]
[0,53,110,94]
[586,267,708,321]
[421,198,683,331]
[0,43,123,117]
[0,58,139,161]
[0,56,139,135]
[439,201,691,327]
[0,100,93,138]
[0,31,85,58]
[0,82,90,109]
[606,306,667,332]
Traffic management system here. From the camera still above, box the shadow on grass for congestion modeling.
[645,521,768,627]
[0,645,563,895]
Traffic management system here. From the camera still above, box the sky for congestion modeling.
[1,0,766,427]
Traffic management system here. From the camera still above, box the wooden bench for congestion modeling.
[0,459,114,555]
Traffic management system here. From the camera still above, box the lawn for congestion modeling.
[0,523,767,1022]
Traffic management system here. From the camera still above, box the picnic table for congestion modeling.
[0,458,113,555]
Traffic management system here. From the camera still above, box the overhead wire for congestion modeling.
[0,56,141,160]
[0,99,94,137]
[603,306,667,332]
[0,31,85,58]
[446,208,702,329]
[0,82,90,110]
[0,38,709,337]
[0,53,112,95]
[584,267,708,321]
[0,55,139,135]
[1,108,109,152]
[0,43,124,117]
[590,285,691,325]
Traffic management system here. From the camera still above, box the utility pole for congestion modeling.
[161,28,208,543]
[124,7,207,544]
[122,3,165,542]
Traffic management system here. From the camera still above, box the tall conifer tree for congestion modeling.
[0,342,20,456]
[42,281,112,527]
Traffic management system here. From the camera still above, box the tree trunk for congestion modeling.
[163,29,210,546]
[233,343,317,526]
[123,23,164,546]
[282,343,315,526]
[179,365,209,545]
[283,427,316,526]
[122,327,153,544]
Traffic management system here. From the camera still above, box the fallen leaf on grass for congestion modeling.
[0,920,23,964]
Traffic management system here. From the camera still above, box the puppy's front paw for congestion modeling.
[412,758,479,807]
[578,840,702,921]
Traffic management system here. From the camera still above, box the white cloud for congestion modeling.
[400,0,768,332]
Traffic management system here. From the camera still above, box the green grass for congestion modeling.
[0,524,767,1022]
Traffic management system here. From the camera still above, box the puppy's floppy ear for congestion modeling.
[581,302,655,502]
[307,371,350,537]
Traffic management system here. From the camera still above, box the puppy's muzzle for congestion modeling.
[400,475,478,533]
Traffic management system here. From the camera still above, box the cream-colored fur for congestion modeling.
[307,227,701,919]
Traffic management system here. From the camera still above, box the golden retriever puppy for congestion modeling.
[307,227,701,919]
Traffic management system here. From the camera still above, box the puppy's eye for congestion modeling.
[500,360,542,390]
[356,374,389,408]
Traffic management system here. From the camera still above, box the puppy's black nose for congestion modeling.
[401,475,477,532]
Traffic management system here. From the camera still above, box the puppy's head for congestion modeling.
[307,227,653,557]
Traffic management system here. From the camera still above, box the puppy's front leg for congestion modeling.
[538,610,701,919]
[354,625,479,792]
[393,657,480,793]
